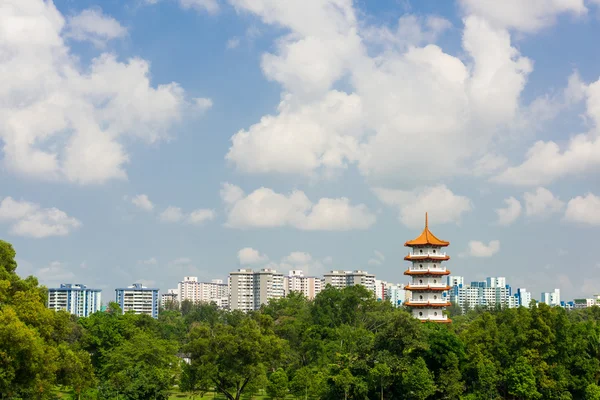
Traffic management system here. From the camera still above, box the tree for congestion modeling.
[505,356,541,400]
[185,318,286,400]
[289,367,327,400]
[100,332,178,400]
[332,368,355,400]
[401,357,436,400]
[585,384,600,400]
[369,362,392,400]
[266,368,289,399]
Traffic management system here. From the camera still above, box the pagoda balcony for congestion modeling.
[405,300,452,307]
[404,268,450,276]
[405,252,450,261]
[405,284,451,291]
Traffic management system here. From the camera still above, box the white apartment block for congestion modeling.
[161,288,179,308]
[541,289,560,306]
[448,276,515,312]
[284,270,322,299]
[516,288,532,308]
[47,284,101,317]
[115,283,159,318]
[177,277,229,309]
[374,279,387,301]
[323,270,376,293]
[229,268,285,312]
[386,284,409,307]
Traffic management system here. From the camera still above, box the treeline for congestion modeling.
[3,239,600,400]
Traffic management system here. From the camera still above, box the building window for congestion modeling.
[420,264,423,268]
[433,280,437,283]
[419,249,423,254]
[419,279,423,284]
[419,295,423,300]
[419,312,423,317]
[434,295,437,300]
[433,249,436,254]
[434,312,438,316]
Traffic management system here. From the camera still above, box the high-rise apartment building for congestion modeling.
[161,288,179,308]
[516,288,532,307]
[541,289,560,306]
[323,270,376,292]
[115,283,159,318]
[386,283,409,307]
[284,270,322,299]
[448,276,515,312]
[47,284,101,317]
[177,277,229,309]
[229,268,285,312]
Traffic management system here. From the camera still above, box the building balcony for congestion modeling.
[404,300,452,307]
[405,252,450,261]
[404,269,450,276]
[405,284,451,291]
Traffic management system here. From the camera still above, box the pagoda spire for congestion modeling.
[425,212,428,228]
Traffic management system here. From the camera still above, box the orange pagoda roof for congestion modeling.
[404,213,449,247]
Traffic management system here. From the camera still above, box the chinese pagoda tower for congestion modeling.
[404,213,452,323]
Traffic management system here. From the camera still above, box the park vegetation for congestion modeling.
[3,239,600,399]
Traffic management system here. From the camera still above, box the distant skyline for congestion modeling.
[2,0,600,300]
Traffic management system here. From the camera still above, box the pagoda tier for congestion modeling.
[403,213,452,324]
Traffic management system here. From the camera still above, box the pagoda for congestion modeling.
[404,213,452,323]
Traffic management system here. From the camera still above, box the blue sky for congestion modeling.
[2,0,600,301]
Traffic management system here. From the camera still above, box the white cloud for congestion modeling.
[495,197,522,226]
[188,209,216,225]
[65,8,127,47]
[238,247,269,265]
[226,37,241,49]
[139,257,158,265]
[221,183,376,231]
[524,187,564,217]
[458,0,586,32]
[131,194,154,211]
[363,14,452,50]
[494,73,600,186]
[564,193,600,226]
[0,197,81,238]
[158,205,215,225]
[159,206,184,223]
[368,250,385,266]
[283,251,312,264]
[0,0,209,184]
[225,1,534,183]
[465,240,500,258]
[492,136,600,186]
[179,0,219,14]
[472,154,508,176]
[372,185,472,229]
[36,261,76,286]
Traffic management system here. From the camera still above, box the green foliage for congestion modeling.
[266,368,289,399]
[8,237,600,399]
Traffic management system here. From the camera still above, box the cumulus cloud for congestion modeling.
[35,261,76,287]
[564,193,600,226]
[225,1,535,183]
[495,197,522,226]
[524,187,564,217]
[464,240,501,258]
[458,0,586,33]
[221,183,376,231]
[131,194,154,211]
[179,0,219,14]
[238,247,269,265]
[0,0,210,184]
[0,197,81,238]
[188,209,216,225]
[158,205,215,225]
[65,8,127,47]
[372,185,472,229]
[159,206,184,223]
[494,73,600,186]
[283,251,312,265]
